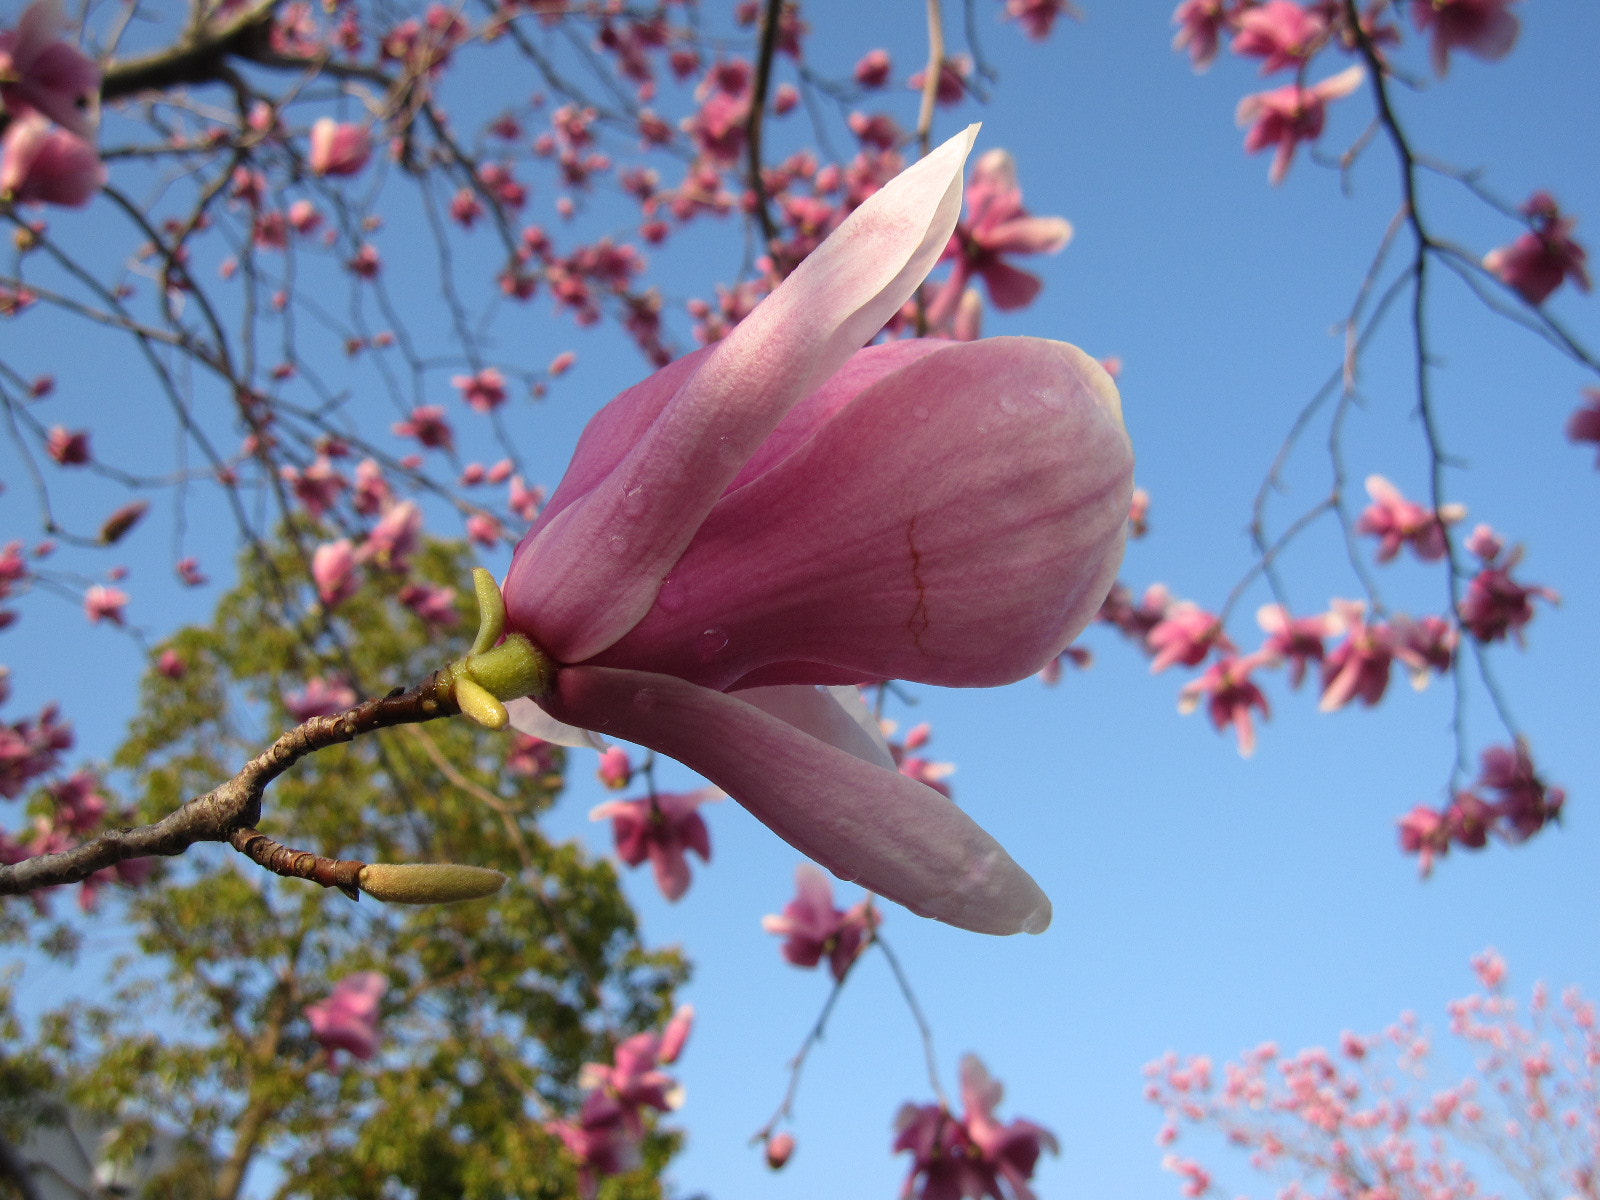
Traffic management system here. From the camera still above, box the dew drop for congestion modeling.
[622,483,647,514]
[631,688,657,713]
[911,404,930,420]
[656,573,685,613]
[606,533,628,556]
[997,395,1019,416]
[696,627,730,661]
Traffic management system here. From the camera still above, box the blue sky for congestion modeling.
[4,2,1599,1198]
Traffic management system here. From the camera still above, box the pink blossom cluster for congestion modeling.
[894,1055,1058,1200]
[1171,1,1524,184]
[1398,739,1565,876]
[0,0,106,208]
[546,1007,693,1197]
[1458,524,1558,646]
[1146,951,1599,1200]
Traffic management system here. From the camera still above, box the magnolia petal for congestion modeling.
[979,259,1045,311]
[737,684,895,769]
[983,215,1074,258]
[593,336,1132,691]
[540,666,1051,936]
[504,127,979,664]
[504,696,607,750]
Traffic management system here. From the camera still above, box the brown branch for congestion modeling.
[100,0,278,103]
[0,679,461,898]
[228,829,366,901]
[744,0,784,264]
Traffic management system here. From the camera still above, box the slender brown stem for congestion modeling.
[0,679,460,897]
[745,0,784,263]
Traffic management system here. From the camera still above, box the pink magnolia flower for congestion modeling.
[548,1006,693,1194]
[304,970,387,1065]
[590,789,716,901]
[358,500,422,569]
[1178,653,1271,757]
[1483,192,1590,306]
[1232,1,1328,74]
[1172,0,1234,71]
[1005,0,1081,41]
[398,582,458,627]
[83,584,127,625]
[1457,545,1556,645]
[452,366,508,411]
[312,539,359,607]
[1409,0,1519,77]
[597,745,632,789]
[928,149,1074,327]
[1567,388,1600,465]
[284,675,358,722]
[761,862,878,981]
[0,113,105,207]
[393,405,453,450]
[502,129,1132,936]
[1356,474,1465,562]
[1147,602,1234,673]
[46,425,90,465]
[1477,740,1563,842]
[894,1055,1058,1200]
[1256,604,1336,688]
[307,118,372,176]
[1237,65,1363,185]
[855,48,892,87]
[0,0,100,137]
[1319,600,1395,711]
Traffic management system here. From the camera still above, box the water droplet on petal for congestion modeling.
[696,627,730,661]
[997,396,1019,416]
[622,483,647,514]
[656,573,685,613]
[911,404,929,420]
[606,533,628,556]
[632,688,657,712]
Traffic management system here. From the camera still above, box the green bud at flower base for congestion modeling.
[444,567,556,730]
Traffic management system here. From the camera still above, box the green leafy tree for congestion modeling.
[0,534,686,1199]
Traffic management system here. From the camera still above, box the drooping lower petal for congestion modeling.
[591,336,1132,691]
[537,666,1051,936]
[503,128,979,664]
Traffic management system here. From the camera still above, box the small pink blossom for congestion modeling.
[1172,0,1233,71]
[1477,740,1563,842]
[1179,653,1271,757]
[895,1055,1058,1200]
[304,971,387,1066]
[1233,1,1327,73]
[1148,602,1234,673]
[84,584,127,625]
[764,1131,796,1168]
[1237,65,1363,185]
[908,55,972,106]
[761,862,878,982]
[0,0,100,136]
[393,405,453,450]
[284,676,358,722]
[1356,475,1465,563]
[312,539,359,608]
[1398,803,1451,877]
[597,746,633,790]
[590,789,716,901]
[929,149,1073,326]
[1458,546,1556,645]
[452,367,507,412]
[157,649,187,679]
[1005,0,1080,41]
[358,500,422,569]
[1319,600,1395,711]
[46,426,90,465]
[0,113,105,207]
[307,118,372,176]
[1566,388,1600,466]
[855,48,891,87]
[1409,0,1519,77]
[1256,604,1336,689]
[398,583,458,627]
[1483,192,1590,306]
